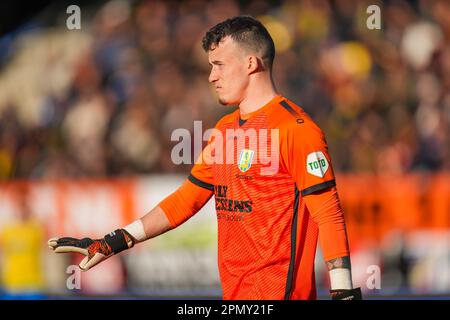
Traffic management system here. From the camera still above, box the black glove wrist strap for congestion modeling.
[104,229,129,254]
[330,287,362,300]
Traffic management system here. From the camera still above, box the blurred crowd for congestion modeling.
[0,0,449,180]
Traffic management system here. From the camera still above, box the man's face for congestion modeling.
[208,36,249,106]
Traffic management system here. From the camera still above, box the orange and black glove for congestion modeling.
[48,229,135,271]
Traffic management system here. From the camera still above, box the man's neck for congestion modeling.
[238,77,278,116]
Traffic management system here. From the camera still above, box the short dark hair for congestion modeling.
[202,16,275,71]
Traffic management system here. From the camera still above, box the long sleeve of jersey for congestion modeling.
[159,178,213,228]
[280,110,349,261]
[304,187,349,261]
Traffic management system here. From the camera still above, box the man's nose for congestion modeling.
[209,69,218,83]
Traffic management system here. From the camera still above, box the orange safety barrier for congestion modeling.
[337,173,450,249]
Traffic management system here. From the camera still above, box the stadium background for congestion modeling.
[0,0,449,299]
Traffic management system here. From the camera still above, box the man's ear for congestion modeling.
[247,55,262,74]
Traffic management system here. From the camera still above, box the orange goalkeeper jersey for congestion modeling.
[179,95,346,299]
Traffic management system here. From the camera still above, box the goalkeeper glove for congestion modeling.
[330,287,363,300]
[48,229,135,271]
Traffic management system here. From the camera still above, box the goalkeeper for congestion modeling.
[49,16,361,300]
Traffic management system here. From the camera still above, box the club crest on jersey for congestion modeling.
[238,149,254,172]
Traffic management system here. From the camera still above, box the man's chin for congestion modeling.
[218,97,227,106]
[218,97,236,106]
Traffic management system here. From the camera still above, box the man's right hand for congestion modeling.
[48,229,134,271]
